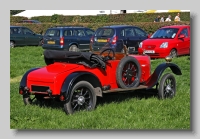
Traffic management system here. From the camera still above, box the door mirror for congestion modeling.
[147,34,151,38]
[178,34,185,39]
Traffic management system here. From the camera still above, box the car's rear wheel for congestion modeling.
[63,81,97,114]
[170,49,177,58]
[158,73,176,99]
[10,41,15,48]
[116,56,141,89]
[23,94,51,106]
[69,45,80,52]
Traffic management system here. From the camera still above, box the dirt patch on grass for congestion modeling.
[10,76,22,83]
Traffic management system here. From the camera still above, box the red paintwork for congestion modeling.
[27,55,151,95]
[138,25,190,58]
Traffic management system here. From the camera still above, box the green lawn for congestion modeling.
[10,46,190,129]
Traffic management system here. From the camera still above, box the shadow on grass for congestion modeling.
[28,89,158,112]
[96,89,158,106]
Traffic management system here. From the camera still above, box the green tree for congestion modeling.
[10,10,25,15]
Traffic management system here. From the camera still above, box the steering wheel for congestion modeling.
[99,48,115,61]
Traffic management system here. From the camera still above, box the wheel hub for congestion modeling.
[77,96,85,105]
[165,85,174,96]
[165,85,171,92]
[126,69,133,79]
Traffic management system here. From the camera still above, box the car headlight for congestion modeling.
[139,42,143,48]
[160,42,168,48]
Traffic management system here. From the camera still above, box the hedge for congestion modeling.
[10,12,190,24]
[10,21,190,35]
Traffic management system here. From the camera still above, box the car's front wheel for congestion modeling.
[158,73,176,99]
[170,49,177,58]
[64,81,97,114]
[10,41,15,48]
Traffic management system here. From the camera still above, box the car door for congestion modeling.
[63,29,76,48]
[22,27,39,45]
[10,27,25,45]
[123,27,138,53]
[85,29,94,48]
[177,28,190,55]
[75,28,90,50]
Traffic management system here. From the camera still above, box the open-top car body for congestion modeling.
[19,40,182,114]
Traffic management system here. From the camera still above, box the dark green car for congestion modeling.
[10,26,43,48]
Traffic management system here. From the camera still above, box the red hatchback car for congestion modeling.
[138,25,190,58]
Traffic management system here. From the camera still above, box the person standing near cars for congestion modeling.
[174,13,181,21]
[154,15,160,22]
[160,15,165,22]
[165,15,172,22]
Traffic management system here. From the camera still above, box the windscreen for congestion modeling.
[150,28,179,39]
[95,28,115,37]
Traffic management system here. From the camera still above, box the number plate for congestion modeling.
[144,50,155,53]
[128,47,135,51]
[47,41,55,44]
[97,39,107,42]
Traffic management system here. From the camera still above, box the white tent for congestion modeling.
[13,10,190,19]
[13,10,121,18]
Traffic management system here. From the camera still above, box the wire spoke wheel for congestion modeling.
[158,73,176,99]
[64,81,96,114]
[116,56,141,89]
[122,62,138,86]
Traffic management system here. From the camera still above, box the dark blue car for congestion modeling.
[42,26,95,52]
[10,26,43,48]
[90,25,149,54]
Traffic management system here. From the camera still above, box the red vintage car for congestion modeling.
[138,25,190,58]
[19,42,182,114]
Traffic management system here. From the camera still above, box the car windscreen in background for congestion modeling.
[150,28,179,39]
[95,28,114,37]
[44,29,60,37]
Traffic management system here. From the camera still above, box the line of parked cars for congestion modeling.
[10,24,190,58]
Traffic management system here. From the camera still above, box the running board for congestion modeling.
[103,85,148,93]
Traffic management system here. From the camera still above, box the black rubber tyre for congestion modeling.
[38,39,43,46]
[64,81,97,115]
[158,73,176,99]
[23,94,49,106]
[10,41,15,48]
[69,45,80,52]
[116,56,141,89]
[23,95,32,105]
[170,49,177,58]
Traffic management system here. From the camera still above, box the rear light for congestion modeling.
[19,86,29,95]
[19,89,23,95]
[90,36,94,43]
[111,36,118,45]
[60,95,65,101]
[60,37,64,45]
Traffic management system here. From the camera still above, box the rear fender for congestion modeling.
[145,63,182,89]
[19,68,40,87]
[68,42,79,48]
[61,72,102,102]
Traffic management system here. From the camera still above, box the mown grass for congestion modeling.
[10,46,190,129]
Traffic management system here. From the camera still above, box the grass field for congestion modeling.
[10,46,191,129]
